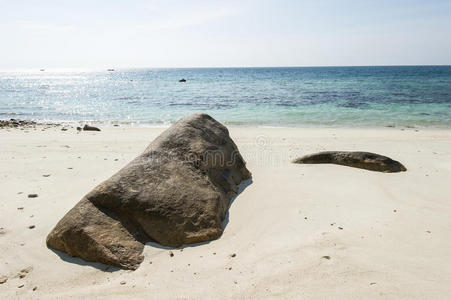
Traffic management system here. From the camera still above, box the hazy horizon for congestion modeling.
[1,0,451,69]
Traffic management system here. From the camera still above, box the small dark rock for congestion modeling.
[179,78,186,82]
[230,253,236,258]
[28,225,35,229]
[83,125,101,131]
[169,251,174,257]
[321,256,331,260]
[28,194,38,198]
[0,277,7,284]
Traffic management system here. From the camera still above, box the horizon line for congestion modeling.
[1,64,451,72]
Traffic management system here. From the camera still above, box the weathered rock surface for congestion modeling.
[292,151,407,173]
[83,124,101,131]
[47,113,251,270]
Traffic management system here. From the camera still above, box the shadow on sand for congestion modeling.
[50,248,122,272]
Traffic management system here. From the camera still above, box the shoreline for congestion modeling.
[2,117,451,131]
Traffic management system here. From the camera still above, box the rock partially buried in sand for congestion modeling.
[292,151,406,173]
[46,113,251,270]
[83,124,101,131]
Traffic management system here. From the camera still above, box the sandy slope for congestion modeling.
[1,126,451,299]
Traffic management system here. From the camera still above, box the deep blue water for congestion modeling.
[1,66,451,127]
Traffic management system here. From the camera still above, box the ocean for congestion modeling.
[1,66,451,127]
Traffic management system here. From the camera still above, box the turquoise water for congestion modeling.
[1,66,451,127]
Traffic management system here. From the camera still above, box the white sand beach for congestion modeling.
[1,126,451,299]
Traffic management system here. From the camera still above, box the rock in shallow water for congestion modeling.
[292,151,407,173]
[46,113,251,270]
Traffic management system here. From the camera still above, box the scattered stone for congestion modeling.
[67,167,73,170]
[28,225,35,229]
[83,124,101,131]
[426,230,431,233]
[179,78,187,82]
[293,151,407,173]
[169,251,174,257]
[393,209,397,212]
[61,128,68,131]
[120,281,126,285]
[230,253,236,258]
[76,127,82,131]
[43,174,51,177]
[46,114,251,270]
[0,119,37,129]
[321,256,331,260]
[228,267,232,270]
[28,194,38,198]
[0,277,7,284]
[33,286,38,291]
[370,282,376,285]
[18,284,24,288]
[18,192,23,194]
[18,207,24,210]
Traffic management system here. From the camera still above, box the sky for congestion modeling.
[1,0,451,69]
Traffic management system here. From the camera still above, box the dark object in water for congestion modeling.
[83,125,101,131]
[46,113,251,270]
[179,78,186,82]
[107,69,115,72]
[292,151,407,173]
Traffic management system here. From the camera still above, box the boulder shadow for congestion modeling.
[49,248,121,272]
[222,177,253,229]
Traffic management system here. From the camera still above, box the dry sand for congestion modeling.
[1,126,451,299]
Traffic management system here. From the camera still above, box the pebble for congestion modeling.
[169,251,174,257]
[322,256,331,260]
[0,277,7,284]
[28,194,38,198]
[33,286,38,291]
[28,225,35,229]
[120,281,126,285]
[338,227,343,230]
[230,253,236,258]
[18,284,24,288]
[43,174,51,177]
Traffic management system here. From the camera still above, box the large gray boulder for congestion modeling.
[47,113,251,270]
[293,151,406,173]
